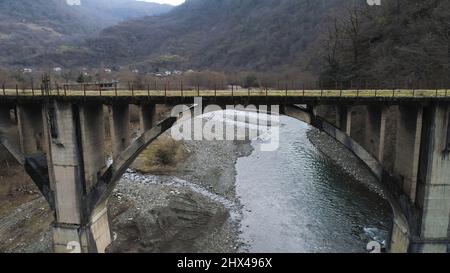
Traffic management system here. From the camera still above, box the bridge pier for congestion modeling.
[412,104,450,252]
[79,103,107,191]
[46,102,111,253]
[336,106,352,135]
[0,106,12,127]
[364,106,388,162]
[139,103,157,132]
[17,104,45,155]
[0,105,14,162]
[109,104,130,160]
[393,105,423,202]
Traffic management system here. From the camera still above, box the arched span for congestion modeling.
[284,105,382,179]
[86,106,197,214]
[86,103,409,252]
[284,104,409,251]
[87,104,382,209]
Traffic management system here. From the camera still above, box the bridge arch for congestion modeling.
[86,102,406,253]
[283,104,408,253]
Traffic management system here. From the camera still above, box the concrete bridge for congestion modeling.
[1,88,450,253]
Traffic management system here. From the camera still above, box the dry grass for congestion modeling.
[132,135,187,174]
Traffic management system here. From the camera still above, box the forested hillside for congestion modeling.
[2,0,448,86]
[320,0,450,86]
[0,0,172,66]
[45,0,345,72]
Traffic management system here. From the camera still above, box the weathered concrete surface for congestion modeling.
[364,106,387,162]
[336,106,352,135]
[382,106,398,173]
[139,104,157,132]
[46,102,82,226]
[284,105,311,124]
[79,104,106,192]
[349,106,367,146]
[16,104,45,155]
[414,104,450,253]
[109,104,130,161]
[47,102,111,253]
[390,216,410,253]
[394,105,423,202]
[313,105,337,126]
[285,105,383,179]
[89,202,111,253]
[320,118,383,180]
[53,224,89,253]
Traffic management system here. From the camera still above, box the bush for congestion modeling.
[152,137,184,166]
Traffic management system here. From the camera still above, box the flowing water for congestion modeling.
[235,114,392,253]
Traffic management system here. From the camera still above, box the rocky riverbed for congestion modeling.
[107,137,253,253]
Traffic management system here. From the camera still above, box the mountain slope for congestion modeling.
[320,0,450,85]
[59,0,344,72]
[0,0,173,66]
[78,0,173,27]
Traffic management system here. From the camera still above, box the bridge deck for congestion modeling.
[1,89,449,105]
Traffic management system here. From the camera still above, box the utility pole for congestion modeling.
[42,74,51,96]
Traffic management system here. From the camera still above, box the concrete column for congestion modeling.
[345,108,352,136]
[393,105,423,202]
[139,104,157,132]
[79,103,106,192]
[16,104,45,155]
[46,102,83,226]
[382,106,399,173]
[336,106,352,135]
[364,106,388,162]
[46,102,111,253]
[413,104,450,253]
[0,105,13,162]
[0,105,12,128]
[109,104,130,160]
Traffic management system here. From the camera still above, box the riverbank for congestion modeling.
[0,164,53,253]
[306,128,386,197]
[107,135,253,253]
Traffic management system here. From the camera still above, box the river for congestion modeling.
[234,114,392,253]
